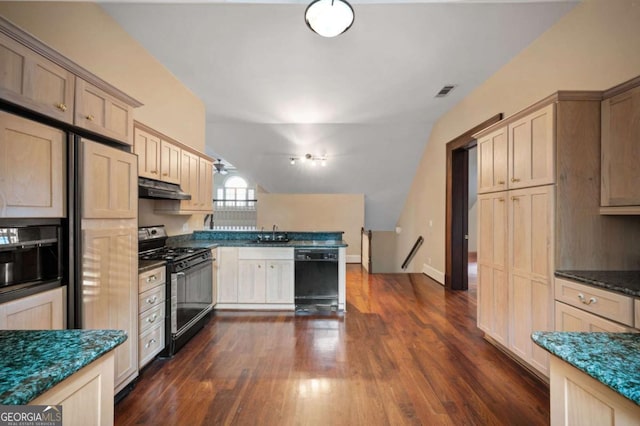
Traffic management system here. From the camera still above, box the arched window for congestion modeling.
[216,175,255,207]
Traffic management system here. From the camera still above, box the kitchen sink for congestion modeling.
[254,238,290,244]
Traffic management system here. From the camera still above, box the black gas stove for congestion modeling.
[138,225,213,357]
[138,226,212,272]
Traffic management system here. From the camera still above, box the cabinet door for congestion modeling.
[83,139,137,219]
[266,260,294,303]
[0,287,64,330]
[555,302,636,333]
[238,260,266,303]
[601,86,640,207]
[217,247,238,303]
[0,111,65,217]
[477,192,508,345]
[82,226,138,392]
[477,127,507,194]
[160,140,181,184]
[134,128,160,180]
[508,104,555,189]
[180,150,199,210]
[75,78,133,145]
[0,33,74,123]
[199,157,213,211]
[509,185,554,376]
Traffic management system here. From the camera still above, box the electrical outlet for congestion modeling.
[428,257,432,265]
[429,220,433,228]
[182,223,189,232]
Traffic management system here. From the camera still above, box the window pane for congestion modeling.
[248,189,255,200]
[224,176,248,188]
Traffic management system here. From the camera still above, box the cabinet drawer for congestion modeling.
[138,267,166,294]
[139,285,165,314]
[555,302,636,332]
[238,247,293,260]
[555,278,634,326]
[138,321,164,368]
[138,303,165,334]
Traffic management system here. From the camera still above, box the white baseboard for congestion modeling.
[346,255,361,264]
[422,264,445,285]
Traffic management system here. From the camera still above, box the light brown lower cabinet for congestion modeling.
[550,356,640,426]
[30,352,115,426]
[0,287,65,330]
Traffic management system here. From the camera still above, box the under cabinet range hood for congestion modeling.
[138,177,191,201]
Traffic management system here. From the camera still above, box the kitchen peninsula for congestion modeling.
[169,230,348,311]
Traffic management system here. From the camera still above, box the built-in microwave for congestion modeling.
[0,219,63,304]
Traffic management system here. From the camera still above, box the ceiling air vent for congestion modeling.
[435,84,457,98]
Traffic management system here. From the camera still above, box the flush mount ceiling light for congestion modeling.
[305,0,354,38]
[290,153,328,167]
[213,159,228,175]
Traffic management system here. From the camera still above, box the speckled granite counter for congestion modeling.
[167,230,348,249]
[0,330,127,405]
[555,270,640,297]
[532,331,640,405]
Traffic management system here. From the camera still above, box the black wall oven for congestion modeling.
[0,219,63,304]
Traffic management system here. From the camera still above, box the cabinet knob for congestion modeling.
[511,196,520,201]
[511,177,520,183]
[150,170,158,174]
[56,103,67,112]
[270,265,274,269]
[497,180,505,185]
[162,172,169,176]
[86,114,95,121]
[578,293,597,305]
[258,264,261,269]
[498,198,505,202]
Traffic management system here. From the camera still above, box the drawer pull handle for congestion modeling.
[86,114,95,121]
[146,274,157,283]
[145,338,157,349]
[497,180,505,185]
[56,103,67,112]
[578,293,597,305]
[146,296,158,304]
[147,314,157,323]
[511,177,520,183]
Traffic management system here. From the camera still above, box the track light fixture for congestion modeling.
[289,153,328,167]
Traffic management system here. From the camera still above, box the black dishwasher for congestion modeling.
[294,248,339,312]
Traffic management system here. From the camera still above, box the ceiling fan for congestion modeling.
[213,159,228,175]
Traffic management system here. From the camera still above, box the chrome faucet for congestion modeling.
[272,224,278,240]
[259,226,265,241]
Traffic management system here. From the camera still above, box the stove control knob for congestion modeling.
[151,229,157,235]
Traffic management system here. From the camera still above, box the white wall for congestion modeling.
[396,0,640,276]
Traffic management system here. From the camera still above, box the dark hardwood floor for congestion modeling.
[115,265,549,425]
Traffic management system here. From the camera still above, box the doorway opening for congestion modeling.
[445,114,501,291]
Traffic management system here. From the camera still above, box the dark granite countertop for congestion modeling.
[532,332,640,405]
[168,239,347,249]
[555,270,640,297]
[0,330,127,405]
[139,259,166,273]
[167,230,348,249]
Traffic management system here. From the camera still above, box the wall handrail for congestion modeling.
[401,236,424,270]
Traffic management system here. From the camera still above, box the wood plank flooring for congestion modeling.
[115,265,549,425]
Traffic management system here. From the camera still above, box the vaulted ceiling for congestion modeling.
[102,0,577,229]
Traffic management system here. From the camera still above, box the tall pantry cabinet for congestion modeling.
[81,139,138,394]
[476,93,615,379]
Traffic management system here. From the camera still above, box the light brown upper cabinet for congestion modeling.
[160,140,181,184]
[198,157,214,211]
[0,33,74,124]
[134,128,161,180]
[477,126,507,193]
[75,79,134,145]
[83,139,137,219]
[601,84,640,213]
[508,103,555,190]
[134,126,181,185]
[0,111,65,218]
